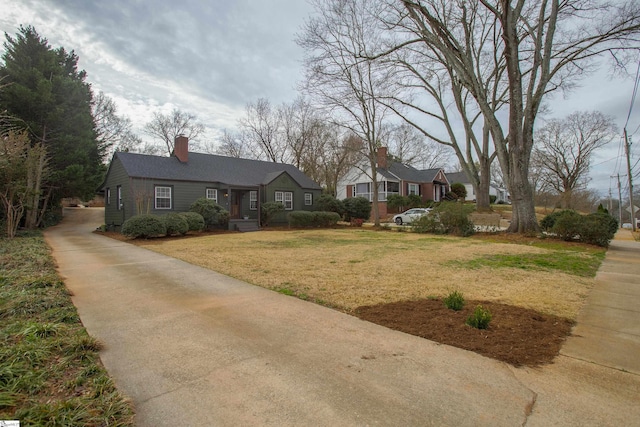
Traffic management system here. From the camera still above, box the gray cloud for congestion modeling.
[1,0,637,196]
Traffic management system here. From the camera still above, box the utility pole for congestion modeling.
[624,129,635,231]
[616,173,623,228]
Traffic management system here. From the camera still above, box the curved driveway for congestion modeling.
[45,208,640,426]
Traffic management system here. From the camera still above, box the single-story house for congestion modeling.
[100,136,322,230]
[446,171,510,203]
[336,147,450,219]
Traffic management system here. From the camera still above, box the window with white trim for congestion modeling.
[117,186,122,210]
[155,186,172,209]
[284,192,293,210]
[275,191,293,210]
[408,183,420,196]
[250,191,257,210]
[206,188,218,203]
[304,193,312,206]
[106,188,110,205]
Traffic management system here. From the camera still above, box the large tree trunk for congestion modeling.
[476,171,492,212]
[506,149,539,233]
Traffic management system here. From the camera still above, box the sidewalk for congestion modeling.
[561,229,640,374]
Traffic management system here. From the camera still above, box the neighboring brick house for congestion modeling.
[100,136,322,230]
[336,147,450,219]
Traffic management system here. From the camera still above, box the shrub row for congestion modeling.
[287,211,341,228]
[121,212,206,239]
[540,210,618,247]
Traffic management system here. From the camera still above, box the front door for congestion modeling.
[230,190,245,219]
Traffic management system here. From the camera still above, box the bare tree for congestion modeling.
[299,0,399,225]
[279,97,322,168]
[386,122,452,169]
[534,111,617,209]
[374,2,506,212]
[239,98,287,163]
[215,129,252,158]
[396,0,640,232]
[144,108,205,156]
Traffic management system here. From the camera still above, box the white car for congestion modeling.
[393,208,431,225]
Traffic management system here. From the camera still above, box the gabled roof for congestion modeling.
[446,171,471,185]
[381,161,446,183]
[110,151,321,190]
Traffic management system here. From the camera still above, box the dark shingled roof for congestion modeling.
[446,171,471,185]
[382,161,444,183]
[112,152,321,189]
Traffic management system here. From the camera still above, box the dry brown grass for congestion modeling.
[133,228,603,319]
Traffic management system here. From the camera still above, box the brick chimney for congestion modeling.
[377,147,388,169]
[174,135,188,162]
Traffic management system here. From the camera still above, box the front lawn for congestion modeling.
[135,228,604,319]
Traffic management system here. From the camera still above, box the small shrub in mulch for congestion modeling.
[354,298,574,367]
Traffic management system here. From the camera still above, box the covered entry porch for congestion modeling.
[225,185,261,231]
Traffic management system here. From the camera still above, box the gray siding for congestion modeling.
[263,173,322,224]
[102,157,130,227]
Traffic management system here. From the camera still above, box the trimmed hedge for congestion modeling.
[179,211,206,232]
[163,213,189,236]
[288,211,341,228]
[121,214,167,239]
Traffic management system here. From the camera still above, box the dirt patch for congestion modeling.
[355,298,574,367]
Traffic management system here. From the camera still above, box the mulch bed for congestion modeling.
[354,299,574,367]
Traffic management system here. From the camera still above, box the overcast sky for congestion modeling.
[1,0,639,197]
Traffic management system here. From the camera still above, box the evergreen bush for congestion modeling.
[288,211,341,228]
[412,202,474,236]
[551,210,583,241]
[443,290,465,311]
[450,183,467,199]
[466,305,492,329]
[342,197,371,222]
[316,194,345,215]
[163,213,189,236]
[540,210,565,231]
[386,194,409,211]
[580,212,618,247]
[261,201,285,226]
[314,211,341,227]
[189,197,230,229]
[288,211,314,227]
[121,214,166,239]
[179,212,205,232]
[407,194,423,207]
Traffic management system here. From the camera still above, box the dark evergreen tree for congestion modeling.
[0,25,102,205]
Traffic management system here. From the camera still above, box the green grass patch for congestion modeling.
[0,233,134,425]
[450,250,605,277]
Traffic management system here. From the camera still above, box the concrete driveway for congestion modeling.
[45,208,640,426]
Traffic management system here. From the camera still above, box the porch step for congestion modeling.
[233,221,261,232]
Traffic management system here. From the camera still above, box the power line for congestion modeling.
[624,58,640,130]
